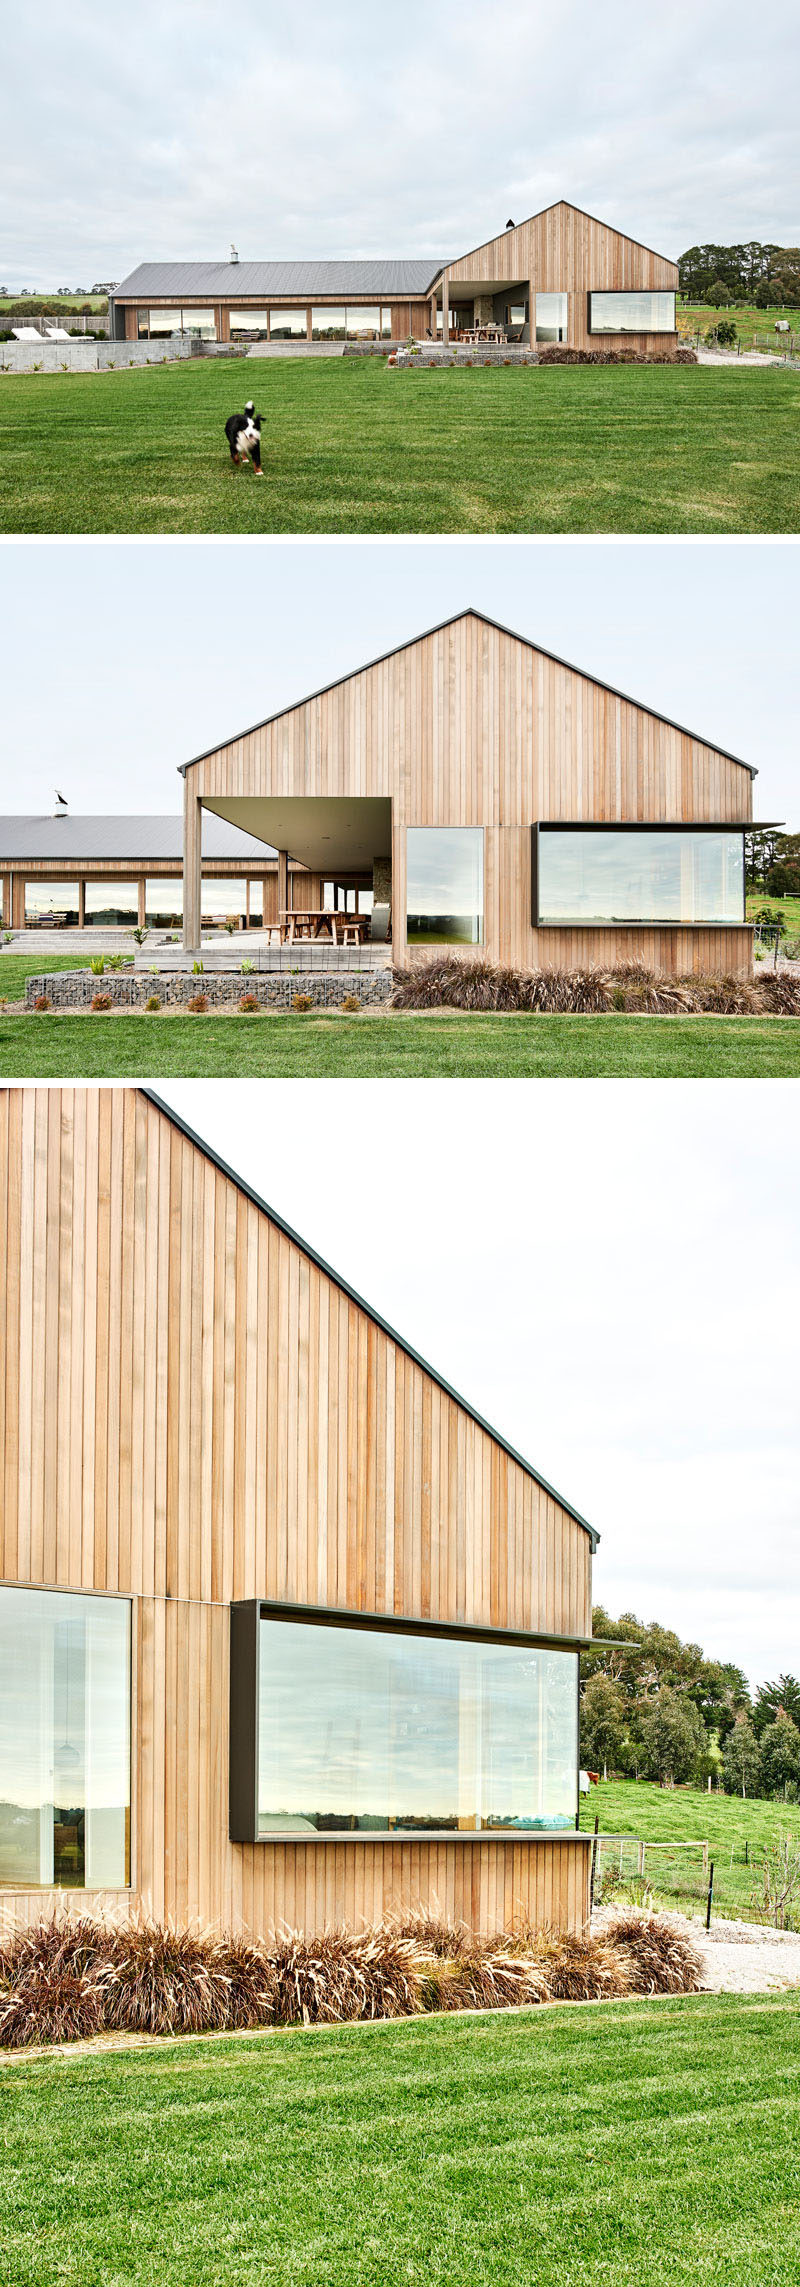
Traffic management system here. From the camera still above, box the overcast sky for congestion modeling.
[3,0,799,288]
[153,1079,799,1694]
[1,539,797,824]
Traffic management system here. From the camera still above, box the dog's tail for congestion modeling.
[245,400,255,415]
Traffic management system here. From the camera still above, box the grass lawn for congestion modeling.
[1,1993,799,2286]
[579,1778,797,1922]
[0,952,96,1001]
[2,358,800,533]
[681,300,800,349]
[747,890,800,941]
[3,1010,800,1078]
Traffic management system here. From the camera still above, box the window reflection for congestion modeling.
[406,827,484,945]
[0,1588,130,1889]
[537,829,745,924]
[24,881,80,926]
[536,293,568,343]
[257,1616,577,1834]
[83,882,138,925]
[589,292,676,335]
[145,877,183,926]
[268,310,308,339]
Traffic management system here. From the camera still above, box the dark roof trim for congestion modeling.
[141,1085,600,1550]
[180,608,757,781]
[430,199,679,287]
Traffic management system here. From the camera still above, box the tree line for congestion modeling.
[580,1610,800,1799]
[678,243,800,306]
[745,831,800,899]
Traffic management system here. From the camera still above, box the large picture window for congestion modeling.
[0,1588,130,1889]
[534,827,746,926]
[24,881,80,926]
[268,310,308,339]
[83,881,138,926]
[145,877,183,926]
[588,291,676,335]
[230,1607,578,1838]
[536,292,567,343]
[406,827,484,945]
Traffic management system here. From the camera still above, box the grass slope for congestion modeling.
[1,1995,798,2286]
[3,1010,800,1078]
[2,359,800,533]
[0,953,97,1001]
[579,1777,797,1919]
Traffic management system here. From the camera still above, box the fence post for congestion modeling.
[589,1814,599,1911]
[702,1841,708,1876]
[638,1839,645,1877]
[706,1862,715,1930]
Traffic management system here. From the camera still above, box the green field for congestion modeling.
[0,297,107,314]
[747,890,800,941]
[2,358,799,533]
[681,300,800,351]
[579,1778,797,1921]
[3,1009,800,1079]
[1,1993,799,2287]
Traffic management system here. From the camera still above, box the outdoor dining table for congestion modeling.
[279,909,370,944]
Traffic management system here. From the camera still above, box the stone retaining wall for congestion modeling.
[25,970,393,1011]
[390,345,539,368]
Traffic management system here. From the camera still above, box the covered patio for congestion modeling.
[183,793,392,959]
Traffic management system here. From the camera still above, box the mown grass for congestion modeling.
[2,357,799,532]
[0,953,96,1001]
[1,1994,798,2286]
[579,1778,798,1921]
[2,1010,800,1078]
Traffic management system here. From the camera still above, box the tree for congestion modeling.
[637,1690,709,1786]
[758,1712,800,1799]
[722,1715,762,1798]
[580,1674,627,1779]
[753,1675,800,1738]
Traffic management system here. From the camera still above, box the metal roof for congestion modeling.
[113,259,442,300]
[141,1087,600,1552]
[181,609,758,781]
[0,814,280,861]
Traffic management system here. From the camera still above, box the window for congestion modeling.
[536,292,567,343]
[406,827,483,945]
[145,878,183,926]
[0,1588,130,1888]
[506,302,528,327]
[200,878,248,925]
[312,308,346,339]
[588,291,676,335]
[146,308,182,335]
[345,307,382,338]
[24,881,79,926]
[268,309,308,339]
[179,309,215,338]
[230,311,268,336]
[248,879,264,925]
[83,881,138,926]
[236,1610,577,1836]
[535,827,746,925]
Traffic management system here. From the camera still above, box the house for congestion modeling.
[180,607,756,976]
[109,200,679,353]
[0,1085,596,1940]
[0,812,312,932]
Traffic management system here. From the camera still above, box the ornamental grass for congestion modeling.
[0,1908,702,2050]
[391,955,800,1018]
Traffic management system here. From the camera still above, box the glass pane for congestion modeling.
[536,292,568,343]
[257,1616,577,1834]
[407,827,483,945]
[311,308,346,338]
[346,307,381,338]
[269,309,307,339]
[230,311,268,334]
[249,879,264,924]
[589,292,676,335]
[381,308,393,337]
[181,309,215,338]
[145,877,183,926]
[147,308,181,334]
[0,1587,130,1889]
[537,829,745,924]
[83,881,138,925]
[24,881,79,925]
[200,878,247,922]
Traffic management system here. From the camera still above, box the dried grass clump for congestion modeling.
[526,1926,631,2001]
[268,1925,422,2025]
[604,1912,703,1995]
[0,1963,104,2049]
[0,1913,109,1987]
[97,1920,235,2036]
[754,970,800,1015]
[392,956,611,1014]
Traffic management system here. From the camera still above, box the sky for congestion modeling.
[1,539,797,824]
[2,0,799,288]
[154,1078,799,1695]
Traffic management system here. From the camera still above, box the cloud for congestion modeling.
[2,0,798,283]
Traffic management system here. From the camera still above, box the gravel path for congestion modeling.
[595,1906,800,1994]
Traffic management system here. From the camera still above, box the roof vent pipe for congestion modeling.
[230,244,239,262]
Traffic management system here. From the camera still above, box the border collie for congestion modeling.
[224,401,263,474]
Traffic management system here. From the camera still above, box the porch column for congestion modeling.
[12,875,25,930]
[391,806,405,960]
[1,872,11,928]
[441,273,449,343]
[278,849,288,921]
[137,878,146,927]
[528,279,534,346]
[183,789,203,950]
[245,880,250,928]
[430,294,436,339]
[78,881,86,928]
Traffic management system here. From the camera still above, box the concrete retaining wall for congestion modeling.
[390,345,539,368]
[0,335,194,374]
[25,969,394,1011]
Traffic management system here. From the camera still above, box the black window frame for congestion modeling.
[530,821,749,929]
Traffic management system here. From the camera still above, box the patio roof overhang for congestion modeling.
[199,794,392,874]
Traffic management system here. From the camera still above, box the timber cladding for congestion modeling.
[182,609,754,971]
[440,200,679,352]
[0,1086,593,1939]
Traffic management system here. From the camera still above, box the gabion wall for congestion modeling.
[25,970,394,1011]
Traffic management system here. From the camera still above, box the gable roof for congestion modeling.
[181,607,757,779]
[142,1086,600,1551]
[113,258,442,300]
[432,198,678,283]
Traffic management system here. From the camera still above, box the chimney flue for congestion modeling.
[230,243,239,263]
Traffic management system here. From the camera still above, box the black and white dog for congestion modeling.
[224,400,263,474]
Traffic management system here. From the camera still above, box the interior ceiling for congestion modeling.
[201,795,392,874]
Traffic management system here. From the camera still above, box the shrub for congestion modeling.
[91,992,113,1011]
[0,1963,104,2049]
[238,994,261,1013]
[97,1921,234,2036]
[291,993,313,1012]
[755,971,800,1015]
[340,995,361,1013]
[33,993,51,1011]
[715,319,738,347]
[191,959,204,975]
[89,955,105,975]
[106,954,125,972]
[186,993,209,1013]
[268,1926,422,2025]
[145,995,161,1012]
[605,1912,703,1994]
